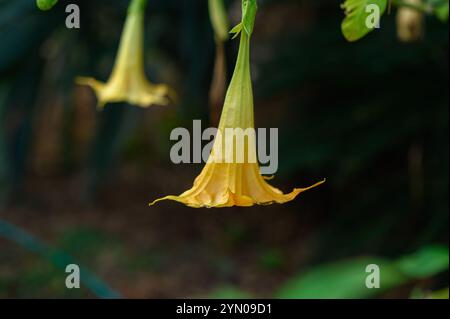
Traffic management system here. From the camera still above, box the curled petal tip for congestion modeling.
[306,178,326,188]
[75,77,104,92]
[296,179,326,192]
[75,76,93,86]
[149,195,177,206]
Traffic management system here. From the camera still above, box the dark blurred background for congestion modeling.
[0,0,448,298]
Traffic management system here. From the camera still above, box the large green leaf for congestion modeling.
[276,258,407,299]
[276,246,449,299]
[394,245,449,279]
[341,0,388,42]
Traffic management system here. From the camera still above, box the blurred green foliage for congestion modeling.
[208,245,448,298]
[276,245,448,298]
[341,0,449,42]
[341,0,388,42]
[277,258,406,298]
[0,220,121,298]
[429,287,449,299]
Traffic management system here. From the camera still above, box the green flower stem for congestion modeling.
[129,0,148,14]
[230,0,258,38]
[241,0,258,35]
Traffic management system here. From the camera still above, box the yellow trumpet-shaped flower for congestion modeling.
[151,0,324,208]
[76,0,173,109]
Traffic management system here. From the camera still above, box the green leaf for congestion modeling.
[276,246,449,299]
[230,23,243,39]
[435,1,449,22]
[36,0,58,11]
[276,258,407,299]
[394,245,449,279]
[341,0,388,42]
[129,0,148,14]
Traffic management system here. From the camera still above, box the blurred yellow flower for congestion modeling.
[396,0,424,43]
[151,0,324,208]
[76,0,173,109]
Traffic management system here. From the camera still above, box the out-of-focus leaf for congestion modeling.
[341,0,387,41]
[276,246,449,299]
[430,288,449,299]
[435,1,449,22]
[276,258,407,299]
[394,245,449,279]
[36,0,58,11]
